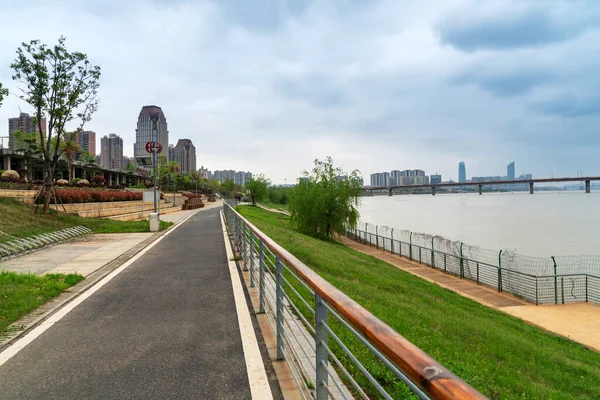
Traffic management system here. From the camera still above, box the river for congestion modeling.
[357,192,600,257]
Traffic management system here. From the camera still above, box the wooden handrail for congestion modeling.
[226,204,487,399]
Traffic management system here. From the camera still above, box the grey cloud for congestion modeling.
[533,93,600,118]
[215,0,312,32]
[437,3,600,52]
[275,74,346,107]
[452,69,555,97]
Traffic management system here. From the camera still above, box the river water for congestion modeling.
[357,192,600,257]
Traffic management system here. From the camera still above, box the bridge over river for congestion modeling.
[364,176,600,196]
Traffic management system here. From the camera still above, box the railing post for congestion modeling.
[444,253,447,273]
[561,276,565,304]
[315,294,329,400]
[243,224,248,271]
[419,246,422,263]
[552,256,557,304]
[431,237,435,268]
[375,225,379,249]
[586,275,588,303]
[249,231,255,287]
[390,229,394,254]
[409,232,413,260]
[476,262,479,284]
[459,242,464,279]
[364,223,368,244]
[275,256,284,360]
[498,249,503,292]
[259,241,265,313]
[535,278,538,305]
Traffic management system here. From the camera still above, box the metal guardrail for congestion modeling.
[223,203,485,400]
[348,227,600,306]
[0,226,92,260]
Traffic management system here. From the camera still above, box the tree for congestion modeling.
[188,170,202,193]
[289,157,362,241]
[13,130,41,181]
[222,179,235,199]
[0,82,7,106]
[11,37,101,213]
[208,178,220,195]
[60,133,80,183]
[245,175,270,205]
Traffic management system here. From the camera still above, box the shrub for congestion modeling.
[73,178,81,184]
[35,188,143,204]
[77,179,89,186]
[56,179,69,186]
[1,170,20,182]
[91,175,106,186]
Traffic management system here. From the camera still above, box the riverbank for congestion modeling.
[236,205,600,399]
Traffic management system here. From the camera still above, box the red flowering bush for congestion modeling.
[36,189,143,204]
[91,175,107,186]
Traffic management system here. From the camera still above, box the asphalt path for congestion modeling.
[0,208,255,399]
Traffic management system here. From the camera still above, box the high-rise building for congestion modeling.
[74,130,96,156]
[134,105,168,166]
[168,144,175,162]
[507,162,515,181]
[370,172,390,186]
[199,166,212,180]
[173,139,196,175]
[8,113,46,152]
[100,133,124,170]
[458,161,466,183]
[430,174,442,184]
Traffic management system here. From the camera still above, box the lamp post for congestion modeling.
[151,115,159,214]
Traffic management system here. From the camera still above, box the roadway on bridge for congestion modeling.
[0,208,269,399]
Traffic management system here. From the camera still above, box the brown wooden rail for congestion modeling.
[226,204,487,399]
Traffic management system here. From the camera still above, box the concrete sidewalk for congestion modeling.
[0,207,276,399]
[341,236,600,353]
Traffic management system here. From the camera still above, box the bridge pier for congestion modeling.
[586,179,591,193]
[478,184,482,195]
[529,182,534,194]
[388,188,393,196]
[431,186,436,196]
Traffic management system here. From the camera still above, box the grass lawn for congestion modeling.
[237,205,600,399]
[260,200,289,212]
[0,272,84,335]
[0,198,172,243]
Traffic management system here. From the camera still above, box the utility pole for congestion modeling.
[151,115,158,214]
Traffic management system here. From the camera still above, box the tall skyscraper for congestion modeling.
[74,130,96,156]
[100,133,124,170]
[134,105,168,166]
[8,113,46,151]
[173,139,197,175]
[507,162,515,181]
[168,144,175,162]
[458,161,466,183]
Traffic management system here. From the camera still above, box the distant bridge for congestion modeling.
[364,176,600,196]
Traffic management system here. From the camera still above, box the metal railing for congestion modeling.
[348,226,600,306]
[0,226,92,260]
[223,203,485,400]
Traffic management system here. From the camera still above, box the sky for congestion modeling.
[0,0,599,184]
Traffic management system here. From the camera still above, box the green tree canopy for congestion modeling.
[244,174,270,205]
[222,179,235,199]
[289,157,362,240]
[0,82,7,106]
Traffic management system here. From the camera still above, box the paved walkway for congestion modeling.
[341,237,600,353]
[0,207,276,399]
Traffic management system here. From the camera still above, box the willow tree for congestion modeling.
[290,157,362,240]
[11,37,101,213]
[244,174,270,205]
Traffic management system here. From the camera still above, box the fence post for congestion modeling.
[249,231,255,287]
[419,246,422,263]
[498,250,503,292]
[409,232,413,260]
[275,256,284,360]
[586,275,588,303]
[390,228,394,254]
[243,224,248,271]
[476,262,479,284]
[444,253,447,273]
[552,256,557,305]
[459,242,464,279]
[315,294,329,400]
[431,237,435,268]
[364,223,368,244]
[561,276,565,304]
[535,279,538,305]
[375,225,379,249]
[259,241,265,313]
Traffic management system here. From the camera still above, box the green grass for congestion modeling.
[260,200,289,212]
[237,205,600,399]
[0,198,173,243]
[0,272,84,335]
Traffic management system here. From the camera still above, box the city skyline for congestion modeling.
[0,1,599,183]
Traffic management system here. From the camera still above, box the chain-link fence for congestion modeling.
[350,222,600,306]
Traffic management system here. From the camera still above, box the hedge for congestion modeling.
[35,189,143,204]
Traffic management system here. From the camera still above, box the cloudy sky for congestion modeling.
[0,0,598,183]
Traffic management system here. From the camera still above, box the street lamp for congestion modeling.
[150,115,159,214]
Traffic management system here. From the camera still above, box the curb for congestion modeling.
[0,211,195,351]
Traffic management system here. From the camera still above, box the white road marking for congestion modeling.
[220,211,274,400]
[0,209,200,367]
